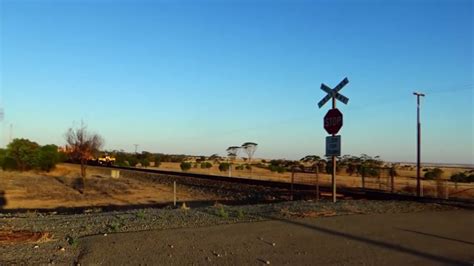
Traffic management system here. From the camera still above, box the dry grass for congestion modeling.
[152,162,474,199]
[0,164,217,210]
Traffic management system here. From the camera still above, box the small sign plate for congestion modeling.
[326,135,341,156]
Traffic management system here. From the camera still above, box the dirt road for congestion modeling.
[78,209,473,265]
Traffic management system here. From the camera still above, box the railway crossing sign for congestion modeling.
[318,77,349,108]
[324,108,343,135]
[317,77,350,204]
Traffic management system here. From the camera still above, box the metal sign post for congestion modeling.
[318,77,349,203]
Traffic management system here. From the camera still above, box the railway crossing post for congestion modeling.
[318,77,350,203]
[173,181,177,207]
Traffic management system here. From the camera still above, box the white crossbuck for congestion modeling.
[318,77,349,108]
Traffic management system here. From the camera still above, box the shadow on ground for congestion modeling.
[261,214,467,265]
[0,191,6,209]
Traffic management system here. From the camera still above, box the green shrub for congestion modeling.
[36,145,59,172]
[1,140,60,172]
[216,206,229,218]
[57,151,68,163]
[218,162,230,172]
[200,162,212,169]
[180,162,192,171]
[6,138,40,171]
[269,165,286,173]
[424,168,443,180]
[66,235,79,247]
[276,166,286,173]
[245,164,252,170]
[237,209,245,219]
[108,221,122,232]
[127,157,139,167]
[136,209,146,219]
[117,161,129,167]
[2,156,17,171]
[450,172,474,183]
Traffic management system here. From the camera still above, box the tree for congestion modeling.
[241,142,258,165]
[300,155,321,169]
[128,156,139,167]
[209,153,221,164]
[6,138,40,171]
[226,146,240,160]
[0,148,16,171]
[65,123,104,185]
[425,168,443,180]
[36,144,59,172]
[226,146,241,177]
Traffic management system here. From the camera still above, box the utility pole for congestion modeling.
[9,123,12,143]
[331,97,337,203]
[134,144,139,154]
[413,92,425,197]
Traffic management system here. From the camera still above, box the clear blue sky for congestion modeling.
[1,0,473,164]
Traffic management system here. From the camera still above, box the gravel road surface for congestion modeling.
[0,199,470,265]
[79,209,474,265]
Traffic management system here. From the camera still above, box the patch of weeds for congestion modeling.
[108,220,123,232]
[216,206,229,219]
[237,209,245,219]
[136,209,146,219]
[66,235,79,248]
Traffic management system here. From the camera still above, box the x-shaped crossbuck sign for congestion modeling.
[318,77,350,108]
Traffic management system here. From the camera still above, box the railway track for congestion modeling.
[97,165,473,208]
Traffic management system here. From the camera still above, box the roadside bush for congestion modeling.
[450,172,474,183]
[117,161,129,167]
[6,138,40,171]
[127,157,139,167]
[1,139,60,172]
[200,162,212,169]
[2,156,17,171]
[269,165,286,173]
[36,145,59,172]
[0,149,6,169]
[180,162,192,171]
[141,159,150,168]
[245,164,252,170]
[57,151,68,163]
[424,168,443,180]
[218,162,230,172]
[235,165,244,171]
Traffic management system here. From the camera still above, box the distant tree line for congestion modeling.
[108,151,189,168]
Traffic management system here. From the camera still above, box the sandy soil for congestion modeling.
[0,164,218,210]
[78,209,474,265]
